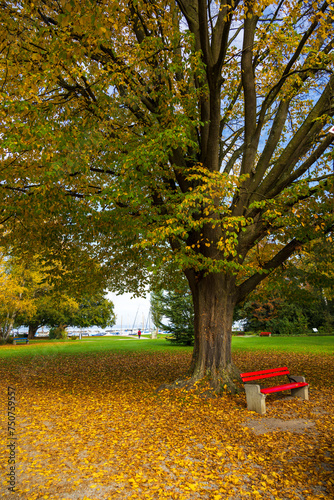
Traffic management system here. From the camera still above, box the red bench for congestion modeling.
[259,332,271,336]
[241,366,309,414]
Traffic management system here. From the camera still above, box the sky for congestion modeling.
[106,291,152,330]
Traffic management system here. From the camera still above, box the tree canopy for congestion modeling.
[1,0,333,390]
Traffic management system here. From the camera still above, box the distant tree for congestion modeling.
[151,288,194,345]
[0,250,42,339]
[2,250,117,338]
[239,299,310,335]
[70,294,116,329]
[18,292,115,339]
[17,293,79,339]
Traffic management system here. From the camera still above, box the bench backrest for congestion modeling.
[240,367,290,383]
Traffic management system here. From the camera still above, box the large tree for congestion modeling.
[1,0,333,390]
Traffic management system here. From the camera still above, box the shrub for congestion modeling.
[315,326,334,336]
[49,326,68,339]
[0,337,14,345]
[49,327,57,339]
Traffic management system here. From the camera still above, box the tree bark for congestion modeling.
[3,312,16,340]
[28,324,39,340]
[186,273,241,392]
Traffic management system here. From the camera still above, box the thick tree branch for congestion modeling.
[240,10,258,175]
[254,74,334,198]
[212,0,235,69]
[237,238,302,303]
[266,134,334,198]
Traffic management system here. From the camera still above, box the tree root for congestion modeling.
[157,363,243,396]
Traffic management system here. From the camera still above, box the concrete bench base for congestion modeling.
[244,376,309,415]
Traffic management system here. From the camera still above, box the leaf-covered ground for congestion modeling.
[1,347,333,499]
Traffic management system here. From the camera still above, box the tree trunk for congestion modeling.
[3,312,16,340]
[187,273,241,393]
[28,324,39,340]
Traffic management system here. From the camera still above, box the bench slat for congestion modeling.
[261,382,308,394]
[241,367,289,382]
[242,371,290,382]
[241,367,288,377]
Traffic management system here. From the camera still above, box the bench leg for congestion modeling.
[244,384,266,415]
[290,376,309,400]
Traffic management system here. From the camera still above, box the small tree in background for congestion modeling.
[70,294,116,330]
[151,288,194,345]
[5,250,117,338]
[0,250,42,339]
[20,293,80,339]
[18,292,115,339]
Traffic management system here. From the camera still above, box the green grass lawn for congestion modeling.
[232,334,334,355]
[0,336,191,359]
[0,334,333,359]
